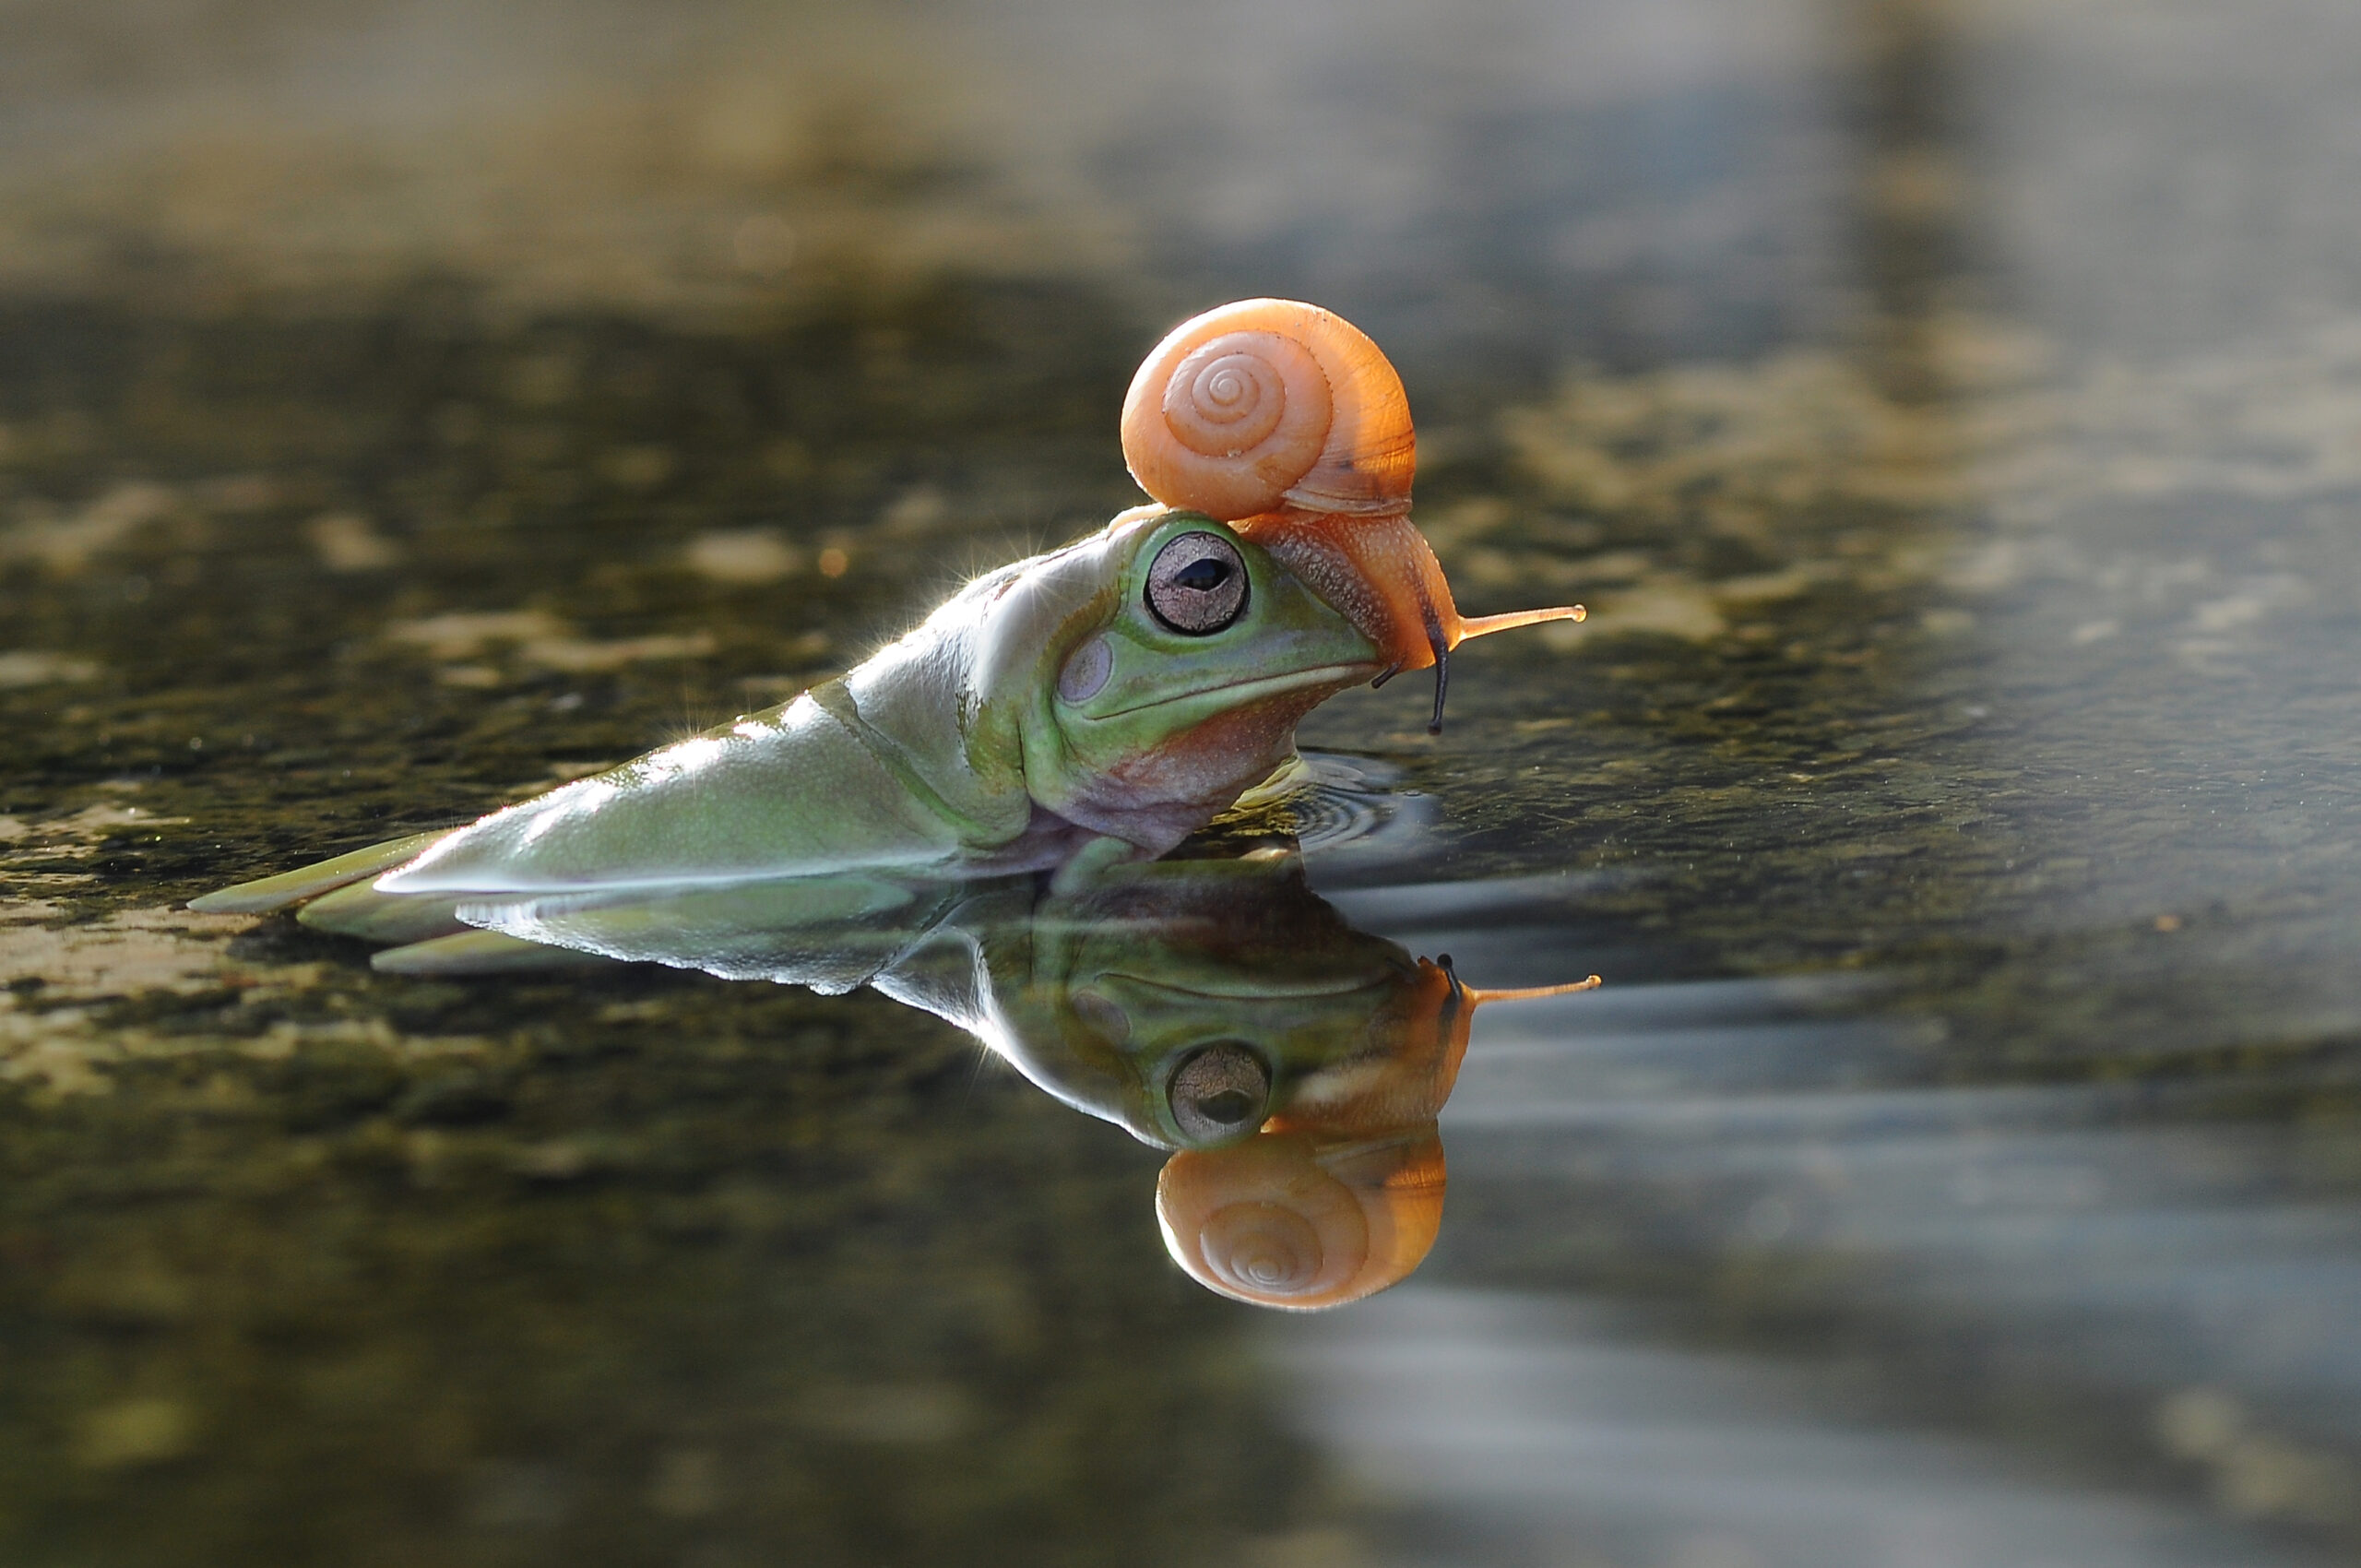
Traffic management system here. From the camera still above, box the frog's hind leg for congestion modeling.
[188,832,444,915]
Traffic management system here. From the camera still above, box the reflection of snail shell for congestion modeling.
[1156,1128,1445,1311]
[1121,299,1415,523]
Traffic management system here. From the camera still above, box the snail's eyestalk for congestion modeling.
[1425,953,1600,1063]
[1456,604,1587,640]
[1239,508,1584,733]
[1430,602,1584,733]
[1433,951,1599,1019]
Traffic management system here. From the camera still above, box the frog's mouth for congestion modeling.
[1090,660,1381,719]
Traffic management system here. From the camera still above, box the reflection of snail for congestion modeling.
[1121,299,1584,731]
[1155,954,1598,1310]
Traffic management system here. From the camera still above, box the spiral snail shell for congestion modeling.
[1121,299,1582,731]
[1121,299,1416,521]
[1156,1128,1446,1311]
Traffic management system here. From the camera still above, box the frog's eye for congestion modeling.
[1168,1040,1271,1144]
[1145,532,1250,636]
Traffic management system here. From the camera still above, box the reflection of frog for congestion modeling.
[1046,857,1593,1310]
[402,847,1593,1310]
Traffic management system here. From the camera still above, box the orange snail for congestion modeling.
[1121,299,1584,733]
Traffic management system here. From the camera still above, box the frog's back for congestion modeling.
[376,691,970,895]
[192,689,981,916]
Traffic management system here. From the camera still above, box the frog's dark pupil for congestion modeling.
[1145,532,1250,636]
[1173,557,1230,592]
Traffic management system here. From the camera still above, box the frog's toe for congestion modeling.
[372,929,615,976]
[297,877,469,945]
[189,831,445,914]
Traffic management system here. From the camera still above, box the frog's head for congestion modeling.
[974,507,1382,854]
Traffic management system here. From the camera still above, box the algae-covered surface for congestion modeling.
[6,0,2361,1564]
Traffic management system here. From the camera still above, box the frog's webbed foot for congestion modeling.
[373,929,614,976]
[298,877,469,945]
[188,831,445,914]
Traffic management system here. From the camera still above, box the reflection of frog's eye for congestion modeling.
[1168,1041,1271,1144]
[1145,533,1249,636]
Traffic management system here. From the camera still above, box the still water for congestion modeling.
[4,0,2361,1563]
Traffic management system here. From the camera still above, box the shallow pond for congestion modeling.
[5,0,2361,1564]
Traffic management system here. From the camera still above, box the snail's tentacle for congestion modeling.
[1423,601,1450,735]
[1467,975,1604,1004]
[1457,604,1586,638]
